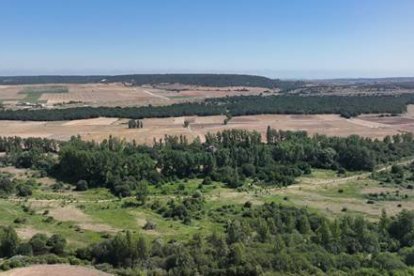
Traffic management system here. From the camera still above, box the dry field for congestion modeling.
[0,111,413,144]
[0,85,25,104]
[0,83,268,108]
[151,84,270,100]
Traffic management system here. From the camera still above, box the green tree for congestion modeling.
[257,218,270,242]
[229,242,245,265]
[379,209,390,234]
[227,220,245,244]
[0,226,19,257]
[47,234,67,255]
[274,234,285,253]
[298,215,311,235]
[137,236,149,260]
[29,233,48,255]
[316,220,332,248]
[0,175,14,196]
[136,180,149,205]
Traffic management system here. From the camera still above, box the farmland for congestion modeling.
[0,83,268,108]
[1,110,414,143]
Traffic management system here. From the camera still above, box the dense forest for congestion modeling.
[1,94,414,121]
[2,131,414,274]
[0,74,303,89]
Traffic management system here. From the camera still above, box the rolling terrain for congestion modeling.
[2,75,414,274]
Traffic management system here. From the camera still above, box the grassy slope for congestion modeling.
[2,165,414,248]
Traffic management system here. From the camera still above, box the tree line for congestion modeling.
[1,94,414,121]
[0,74,302,89]
[2,129,414,198]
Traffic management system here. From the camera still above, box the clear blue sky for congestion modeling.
[1,0,413,79]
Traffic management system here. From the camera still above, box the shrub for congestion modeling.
[29,233,49,255]
[17,243,33,256]
[143,221,157,230]
[16,184,33,197]
[47,234,67,255]
[75,180,88,191]
[202,177,212,185]
[14,217,27,224]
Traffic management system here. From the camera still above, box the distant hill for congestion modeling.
[313,77,414,86]
[0,74,303,89]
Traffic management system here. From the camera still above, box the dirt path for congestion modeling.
[6,198,119,204]
[142,89,170,101]
[0,264,111,276]
[288,158,414,191]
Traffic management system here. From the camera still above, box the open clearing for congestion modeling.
[0,112,412,143]
[48,205,119,233]
[0,264,111,276]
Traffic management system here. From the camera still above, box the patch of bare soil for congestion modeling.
[63,117,119,126]
[0,264,112,276]
[15,227,51,240]
[49,205,90,222]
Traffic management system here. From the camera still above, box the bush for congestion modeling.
[75,180,88,191]
[29,233,49,255]
[143,221,157,230]
[192,190,202,199]
[13,217,27,224]
[202,177,212,185]
[17,243,33,256]
[16,184,33,197]
[47,234,67,255]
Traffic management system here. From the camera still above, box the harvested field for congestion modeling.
[157,85,269,100]
[39,83,170,106]
[0,265,111,276]
[0,83,267,108]
[0,112,411,144]
[358,115,414,125]
[63,117,119,126]
[0,86,25,101]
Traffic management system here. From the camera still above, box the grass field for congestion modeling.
[18,86,69,103]
[1,159,413,248]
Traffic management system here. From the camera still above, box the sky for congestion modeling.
[0,0,413,79]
